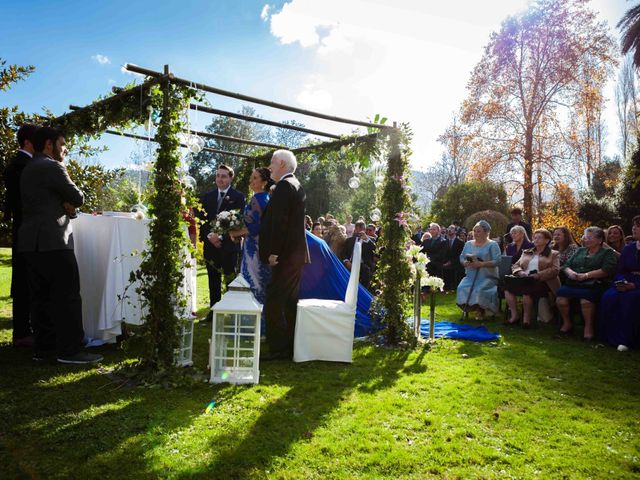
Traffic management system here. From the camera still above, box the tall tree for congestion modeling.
[615,55,640,161]
[619,3,640,69]
[462,0,616,217]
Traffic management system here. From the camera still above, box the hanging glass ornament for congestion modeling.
[348,176,360,189]
[370,208,382,222]
[182,175,197,190]
[189,135,204,154]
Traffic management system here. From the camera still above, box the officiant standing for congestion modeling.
[198,165,245,322]
[259,150,309,360]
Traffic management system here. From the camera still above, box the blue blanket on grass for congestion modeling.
[418,319,500,342]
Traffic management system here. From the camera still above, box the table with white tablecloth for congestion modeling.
[72,213,197,343]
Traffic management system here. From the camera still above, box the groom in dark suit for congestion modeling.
[259,150,309,360]
[198,164,246,321]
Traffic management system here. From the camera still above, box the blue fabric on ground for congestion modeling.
[299,231,373,337]
[419,319,500,342]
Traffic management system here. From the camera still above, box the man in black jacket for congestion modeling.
[343,220,376,288]
[442,224,465,291]
[19,127,102,364]
[197,164,246,321]
[422,223,448,279]
[3,124,37,347]
[259,150,309,360]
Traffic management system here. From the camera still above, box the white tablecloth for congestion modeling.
[73,213,197,343]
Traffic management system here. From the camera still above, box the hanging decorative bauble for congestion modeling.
[370,208,382,222]
[131,204,148,219]
[374,175,384,188]
[348,176,360,189]
[189,135,204,153]
[182,175,197,190]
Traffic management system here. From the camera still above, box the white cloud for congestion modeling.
[91,54,111,65]
[260,4,271,21]
[266,0,545,170]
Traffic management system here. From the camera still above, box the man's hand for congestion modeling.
[268,254,279,267]
[343,259,352,271]
[207,232,222,248]
[62,201,76,217]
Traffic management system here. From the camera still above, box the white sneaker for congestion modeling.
[617,344,629,352]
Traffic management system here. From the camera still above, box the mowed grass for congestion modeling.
[0,246,639,479]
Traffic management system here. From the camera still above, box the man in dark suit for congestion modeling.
[343,220,377,288]
[3,124,37,347]
[197,164,246,322]
[259,150,309,360]
[422,223,448,279]
[19,126,102,364]
[442,224,465,291]
[505,208,532,243]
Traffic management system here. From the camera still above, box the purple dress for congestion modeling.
[506,240,534,264]
[599,242,640,348]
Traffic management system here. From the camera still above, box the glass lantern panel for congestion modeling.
[239,314,257,331]
[214,358,235,369]
[214,334,235,358]
[239,358,254,368]
[238,348,254,358]
[215,313,237,333]
[238,335,254,350]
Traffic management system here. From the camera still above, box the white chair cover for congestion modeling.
[293,241,362,363]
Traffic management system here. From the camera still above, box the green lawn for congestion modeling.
[0,247,639,479]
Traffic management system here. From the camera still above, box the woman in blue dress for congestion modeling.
[230,168,273,305]
[599,215,640,349]
[456,220,502,319]
[230,168,374,336]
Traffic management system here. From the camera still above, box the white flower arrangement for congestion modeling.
[421,275,445,291]
[211,209,243,236]
[406,243,442,290]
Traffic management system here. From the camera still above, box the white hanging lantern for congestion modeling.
[370,208,382,222]
[348,176,360,189]
[209,275,262,384]
[374,175,384,188]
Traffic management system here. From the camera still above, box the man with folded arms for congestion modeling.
[19,126,102,364]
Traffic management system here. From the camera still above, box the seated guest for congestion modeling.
[605,225,625,255]
[504,229,560,327]
[505,207,533,242]
[421,231,432,242]
[458,230,467,242]
[599,215,640,349]
[422,223,448,279]
[556,226,618,340]
[467,230,474,241]
[343,214,355,237]
[317,216,325,225]
[443,224,465,290]
[305,215,313,231]
[552,226,579,268]
[412,225,424,244]
[311,222,323,238]
[506,225,534,264]
[343,220,376,288]
[456,220,502,320]
[625,235,635,245]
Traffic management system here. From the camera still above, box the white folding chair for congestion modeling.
[293,240,362,363]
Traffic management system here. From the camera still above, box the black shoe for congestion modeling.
[32,349,57,362]
[57,352,104,365]
[260,350,291,361]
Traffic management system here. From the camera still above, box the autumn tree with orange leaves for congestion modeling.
[461,0,616,218]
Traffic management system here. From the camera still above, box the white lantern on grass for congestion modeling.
[176,318,194,367]
[209,275,262,384]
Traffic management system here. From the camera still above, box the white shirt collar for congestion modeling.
[18,149,33,158]
[218,187,230,196]
[279,172,294,182]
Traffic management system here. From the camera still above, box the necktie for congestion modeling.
[217,191,225,212]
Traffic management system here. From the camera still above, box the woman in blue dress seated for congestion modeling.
[556,226,618,340]
[599,215,640,349]
[456,220,502,320]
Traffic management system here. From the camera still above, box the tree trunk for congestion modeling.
[523,130,534,218]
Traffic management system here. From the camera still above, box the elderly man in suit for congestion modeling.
[19,126,102,364]
[422,223,448,279]
[259,150,309,360]
[198,164,246,322]
[3,124,38,348]
[442,224,465,291]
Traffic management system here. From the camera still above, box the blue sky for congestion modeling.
[0,0,631,173]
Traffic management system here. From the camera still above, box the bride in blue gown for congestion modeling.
[232,170,374,337]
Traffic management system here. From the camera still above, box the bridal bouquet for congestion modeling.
[211,209,243,236]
